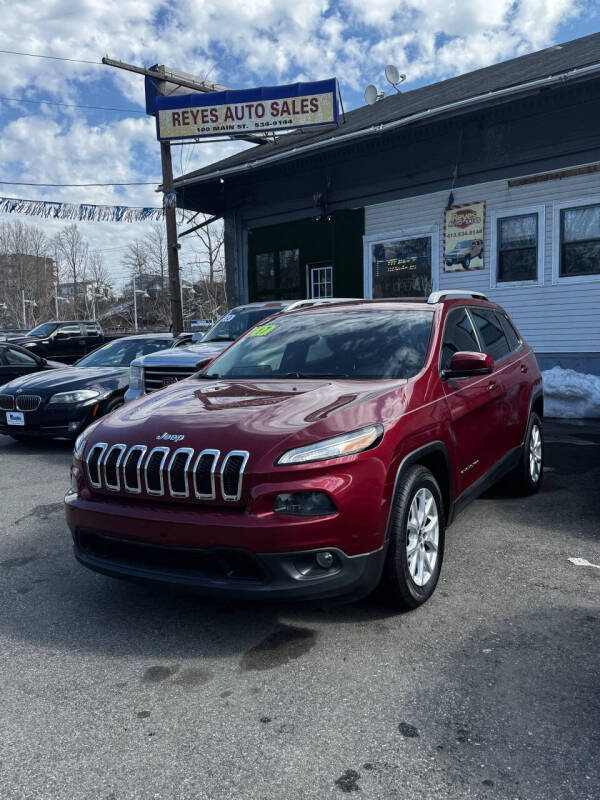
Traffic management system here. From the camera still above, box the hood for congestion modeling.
[87,376,406,467]
[136,341,229,368]
[1,365,128,395]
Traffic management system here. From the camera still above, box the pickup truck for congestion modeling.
[8,320,119,364]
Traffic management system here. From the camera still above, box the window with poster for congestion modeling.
[364,232,435,298]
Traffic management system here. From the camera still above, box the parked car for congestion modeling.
[445,239,483,268]
[124,299,358,402]
[0,334,174,441]
[66,291,543,609]
[0,328,29,342]
[8,320,118,364]
[0,342,64,386]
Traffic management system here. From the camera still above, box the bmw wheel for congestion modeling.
[381,465,445,609]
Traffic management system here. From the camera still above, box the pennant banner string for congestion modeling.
[0,195,167,223]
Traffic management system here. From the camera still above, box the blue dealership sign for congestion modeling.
[154,79,339,140]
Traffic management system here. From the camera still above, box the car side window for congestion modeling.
[470,309,511,362]
[59,324,81,336]
[4,347,38,366]
[499,314,521,352]
[85,323,101,336]
[440,308,481,371]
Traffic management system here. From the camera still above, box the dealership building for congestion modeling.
[173,33,600,374]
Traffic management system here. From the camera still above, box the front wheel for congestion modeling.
[380,465,445,609]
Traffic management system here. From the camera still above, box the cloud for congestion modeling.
[0,0,584,286]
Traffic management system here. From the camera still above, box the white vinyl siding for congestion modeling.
[364,163,600,354]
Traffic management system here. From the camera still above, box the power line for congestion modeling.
[0,95,145,114]
[0,180,158,187]
[0,48,100,64]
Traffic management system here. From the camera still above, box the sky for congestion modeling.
[0,0,599,289]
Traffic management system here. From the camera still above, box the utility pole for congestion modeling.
[102,58,232,337]
[54,281,59,320]
[21,290,25,328]
[161,140,183,335]
[133,274,139,332]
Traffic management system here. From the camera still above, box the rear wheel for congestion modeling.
[380,465,445,609]
[510,412,543,495]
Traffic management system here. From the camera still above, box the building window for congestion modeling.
[497,213,538,283]
[370,236,432,298]
[309,265,333,298]
[255,253,276,297]
[279,249,300,293]
[560,203,600,278]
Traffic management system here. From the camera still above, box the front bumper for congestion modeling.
[0,404,96,439]
[71,526,386,601]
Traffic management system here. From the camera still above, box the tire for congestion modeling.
[510,412,543,495]
[380,465,446,610]
[464,255,471,268]
[103,396,124,415]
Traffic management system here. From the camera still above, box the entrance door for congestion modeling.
[308,264,333,299]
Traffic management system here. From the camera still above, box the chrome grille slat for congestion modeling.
[85,443,108,488]
[122,445,147,494]
[103,444,127,491]
[192,449,220,500]
[144,447,170,495]
[167,447,194,498]
[0,394,15,411]
[15,395,42,411]
[220,451,249,502]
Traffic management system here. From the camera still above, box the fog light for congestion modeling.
[273,491,337,517]
[68,421,80,432]
[316,551,334,569]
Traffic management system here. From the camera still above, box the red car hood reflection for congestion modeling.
[90,377,406,462]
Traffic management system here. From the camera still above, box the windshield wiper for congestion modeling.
[280,372,351,379]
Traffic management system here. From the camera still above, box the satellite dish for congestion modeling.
[385,65,407,92]
[385,65,400,85]
[364,84,378,105]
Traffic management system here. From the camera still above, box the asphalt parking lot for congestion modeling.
[0,420,598,800]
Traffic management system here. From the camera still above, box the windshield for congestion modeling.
[28,322,58,338]
[76,338,171,368]
[453,242,471,250]
[204,310,434,381]
[203,308,277,342]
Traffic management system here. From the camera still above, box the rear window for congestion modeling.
[204,310,434,380]
[470,309,511,361]
[203,309,277,343]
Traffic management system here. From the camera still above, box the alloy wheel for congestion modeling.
[406,487,439,587]
[529,423,542,483]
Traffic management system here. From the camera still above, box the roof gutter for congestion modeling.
[173,60,600,189]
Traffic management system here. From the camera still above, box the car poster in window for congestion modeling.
[444,202,485,272]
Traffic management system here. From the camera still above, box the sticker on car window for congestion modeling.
[221,313,236,322]
[250,323,276,337]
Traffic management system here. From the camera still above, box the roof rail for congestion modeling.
[427,290,489,304]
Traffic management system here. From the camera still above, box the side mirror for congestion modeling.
[195,357,213,371]
[40,357,48,366]
[443,351,494,379]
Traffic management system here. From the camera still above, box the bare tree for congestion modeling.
[53,224,89,318]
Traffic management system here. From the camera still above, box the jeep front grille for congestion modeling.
[143,366,197,393]
[84,443,246,503]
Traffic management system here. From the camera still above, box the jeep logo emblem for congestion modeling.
[156,432,185,442]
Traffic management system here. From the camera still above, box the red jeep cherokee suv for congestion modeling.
[65,291,544,609]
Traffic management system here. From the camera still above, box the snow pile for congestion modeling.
[542,367,600,418]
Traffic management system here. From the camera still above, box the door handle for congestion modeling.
[520,364,528,373]
[488,381,498,392]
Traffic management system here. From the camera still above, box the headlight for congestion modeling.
[48,389,101,405]
[129,364,144,392]
[276,424,383,465]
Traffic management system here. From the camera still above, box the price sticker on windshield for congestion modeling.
[250,323,276,337]
[221,313,236,322]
